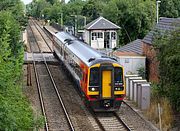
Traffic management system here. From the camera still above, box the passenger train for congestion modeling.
[52,31,125,111]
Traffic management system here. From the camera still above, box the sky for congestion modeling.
[22,0,70,5]
[22,0,32,5]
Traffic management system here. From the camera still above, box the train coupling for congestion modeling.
[104,100,111,108]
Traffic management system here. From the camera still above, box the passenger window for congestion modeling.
[114,67,123,84]
[89,67,99,86]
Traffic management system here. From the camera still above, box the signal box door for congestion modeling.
[102,70,112,98]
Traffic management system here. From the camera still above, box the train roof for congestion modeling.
[55,31,76,42]
[55,32,118,67]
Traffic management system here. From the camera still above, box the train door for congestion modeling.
[102,70,112,98]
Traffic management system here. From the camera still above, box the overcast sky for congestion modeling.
[22,0,70,5]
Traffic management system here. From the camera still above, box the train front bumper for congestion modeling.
[89,99,122,112]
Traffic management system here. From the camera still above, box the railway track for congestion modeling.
[91,111,132,131]
[33,19,54,41]
[31,19,53,52]
[28,20,51,53]
[27,19,75,130]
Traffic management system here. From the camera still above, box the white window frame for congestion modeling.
[91,32,97,40]
[92,32,103,40]
[111,32,116,40]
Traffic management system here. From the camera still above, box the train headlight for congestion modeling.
[114,86,124,91]
[92,88,95,91]
[89,87,98,91]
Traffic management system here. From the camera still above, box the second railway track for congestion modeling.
[31,19,53,52]
[27,19,75,130]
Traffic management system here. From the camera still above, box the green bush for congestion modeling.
[154,28,180,111]
[137,66,146,79]
[0,11,36,130]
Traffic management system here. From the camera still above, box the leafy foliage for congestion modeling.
[0,0,27,27]
[26,0,51,19]
[159,0,180,18]
[153,27,180,111]
[0,10,35,130]
[103,0,156,45]
[27,0,156,45]
[137,66,146,79]
[81,0,101,22]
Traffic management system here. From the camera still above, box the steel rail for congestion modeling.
[29,19,75,131]
[31,19,53,52]
[113,112,132,131]
[33,19,53,41]
[91,112,106,131]
[28,23,49,131]
[28,21,41,52]
[42,54,75,131]
[91,111,132,131]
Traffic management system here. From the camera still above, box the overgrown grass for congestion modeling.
[146,84,174,130]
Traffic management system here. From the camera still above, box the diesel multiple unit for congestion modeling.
[53,31,125,111]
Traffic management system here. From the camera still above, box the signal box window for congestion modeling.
[114,67,123,85]
[97,32,103,38]
[92,32,103,40]
[92,32,97,40]
[111,32,116,40]
[89,67,99,86]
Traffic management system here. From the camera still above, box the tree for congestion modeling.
[62,0,85,26]
[26,0,156,45]
[48,2,62,23]
[159,0,180,18]
[154,27,180,111]
[0,0,27,27]
[46,0,59,5]
[27,0,52,18]
[103,0,156,45]
[81,0,101,22]
[0,11,35,130]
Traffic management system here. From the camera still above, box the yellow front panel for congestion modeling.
[102,71,111,98]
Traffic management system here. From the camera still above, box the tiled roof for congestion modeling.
[84,16,120,30]
[117,39,143,55]
[113,51,141,56]
[143,17,180,45]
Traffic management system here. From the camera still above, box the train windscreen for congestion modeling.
[114,67,123,85]
[89,67,99,86]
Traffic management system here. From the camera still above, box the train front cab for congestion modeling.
[87,63,125,112]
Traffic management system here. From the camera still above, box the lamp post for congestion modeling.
[71,15,77,36]
[83,16,86,27]
[71,15,86,36]
[58,12,63,26]
[156,0,161,23]
[60,13,63,26]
